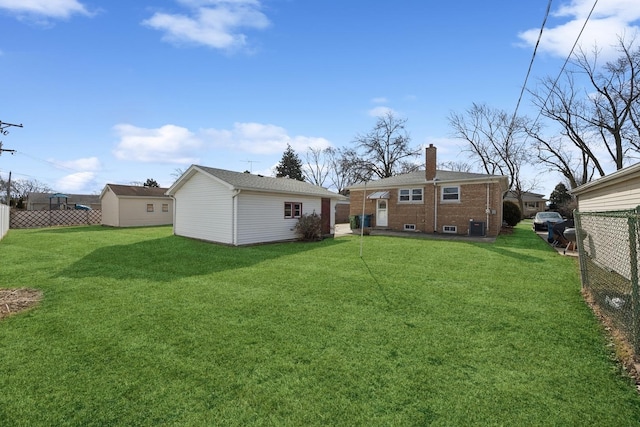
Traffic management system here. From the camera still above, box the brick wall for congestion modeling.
[349,182,504,236]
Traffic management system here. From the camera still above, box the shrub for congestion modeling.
[294,212,322,241]
[503,201,521,227]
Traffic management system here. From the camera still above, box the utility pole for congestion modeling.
[0,120,22,156]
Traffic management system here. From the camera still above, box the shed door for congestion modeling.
[321,198,331,235]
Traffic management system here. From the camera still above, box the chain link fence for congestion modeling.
[574,207,640,354]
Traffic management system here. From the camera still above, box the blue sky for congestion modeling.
[1,0,639,197]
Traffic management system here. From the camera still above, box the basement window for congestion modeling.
[404,224,416,231]
[284,202,302,219]
[443,225,457,234]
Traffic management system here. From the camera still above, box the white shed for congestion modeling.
[100,184,173,227]
[572,162,640,212]
[166,165,344,245]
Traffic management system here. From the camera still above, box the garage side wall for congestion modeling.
[173,173,233,244]
[118,197,173,227]
[236,192,323,245]
[577,176,640,212]
[100,188,120,227]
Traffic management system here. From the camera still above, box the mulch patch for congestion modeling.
[0,288,43,320]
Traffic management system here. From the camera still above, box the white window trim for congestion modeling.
[284,202,302,219]
[398,188,424,203]
[440,186,461,203]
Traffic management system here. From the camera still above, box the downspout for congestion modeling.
[232,189,241,245]
[433,180,438,233]
[170,195,177,235]
[486,183,490,235]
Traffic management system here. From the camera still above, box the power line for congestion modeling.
[509,0,553,128]
[531,0,600,125]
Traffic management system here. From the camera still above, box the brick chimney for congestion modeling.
[425,144,437,181]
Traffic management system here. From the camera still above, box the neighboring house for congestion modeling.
[100,184,173,227]
[335,199,350,224]
[26,192,101,210]
[572,162,640,211]
[504,191,547,217]
[347,145,509,237]
[166,165,345,246]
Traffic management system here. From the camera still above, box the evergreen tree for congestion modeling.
[275,144,305,181]
[549,183,572,207]
[143,178,159,188]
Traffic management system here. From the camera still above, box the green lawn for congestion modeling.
[1,223,639,426]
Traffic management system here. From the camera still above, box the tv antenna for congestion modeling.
[244,160,259,173]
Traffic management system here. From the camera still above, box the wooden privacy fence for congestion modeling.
[10,209,102,229]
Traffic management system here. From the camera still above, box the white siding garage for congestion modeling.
[167,165,344,246]
[573,163,640,212]
[172,171,234,244]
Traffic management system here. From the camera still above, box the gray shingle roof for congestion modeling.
[105,184,170,198]
[27,192,101,205]
[348,170,507,189]
[194,166,343,199]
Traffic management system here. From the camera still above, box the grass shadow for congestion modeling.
[56,234,346,282]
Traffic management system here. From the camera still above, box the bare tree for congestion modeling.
[11,178,52,199]
[325,147,356,195]
[345,112,421,182]
[171,168,186,180]
[529,37,640,186]
[448,103,533,215]
[303,147,331,187]
[438,160,474,172]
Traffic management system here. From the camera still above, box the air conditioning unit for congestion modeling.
[469,220,486,236]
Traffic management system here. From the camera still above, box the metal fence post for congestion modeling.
[629,207,640,354]
[574,210,589,289]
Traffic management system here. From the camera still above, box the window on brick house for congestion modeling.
[441,186,460,202]
[399,188,423,202]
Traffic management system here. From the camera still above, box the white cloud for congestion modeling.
[0,0,90,19]
[518,0,640,60]
[142,0,270,50]
[113,124,203,164]
[368,106,397,117]
[203,122,331,154]
[54,156,101,171]
[55,171,97,193]
[371,97,388,104]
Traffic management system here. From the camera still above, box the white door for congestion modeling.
[376,199,388,227]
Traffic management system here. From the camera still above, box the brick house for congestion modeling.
[504,190,547,218]
[347,145,509,237]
